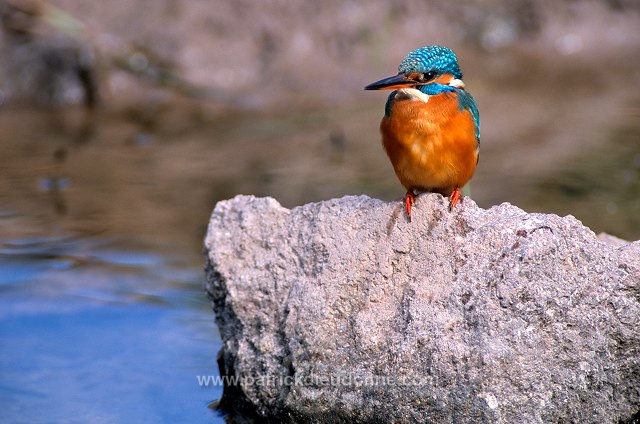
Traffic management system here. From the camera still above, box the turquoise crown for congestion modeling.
[398,46,462,79]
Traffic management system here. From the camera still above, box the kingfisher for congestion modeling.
[365,46,480,220]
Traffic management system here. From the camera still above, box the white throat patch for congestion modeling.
[396,88,430,103]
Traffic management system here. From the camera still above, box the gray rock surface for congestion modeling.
[204,194,640,423]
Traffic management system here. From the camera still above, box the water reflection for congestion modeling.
[0,233,223,422]
[533,121,640,239]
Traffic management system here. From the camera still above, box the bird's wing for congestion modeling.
[457,90,480,142]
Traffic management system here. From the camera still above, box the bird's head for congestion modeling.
[365,46,464,91]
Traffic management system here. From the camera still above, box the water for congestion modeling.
[0,231,222,422]
[0,107,226,422]
[0,73,639,421]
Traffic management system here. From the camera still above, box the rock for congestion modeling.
[204,194,640,423]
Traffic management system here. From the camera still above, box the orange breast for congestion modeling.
[380,90,478,195]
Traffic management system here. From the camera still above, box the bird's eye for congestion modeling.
[408,71,438,83]
[423,71,437,81]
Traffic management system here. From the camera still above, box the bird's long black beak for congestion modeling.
[364,74,414,90]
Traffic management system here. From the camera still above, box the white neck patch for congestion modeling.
[448,78,465,89]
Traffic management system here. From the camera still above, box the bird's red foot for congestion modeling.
[449,187,462,212]
[405,191,415,221]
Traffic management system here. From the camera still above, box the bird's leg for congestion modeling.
[448,187,462,212]
[405,190,415,221]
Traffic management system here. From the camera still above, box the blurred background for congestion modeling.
[0,0,638,422]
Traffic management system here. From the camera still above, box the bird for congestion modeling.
[365,45,480,221]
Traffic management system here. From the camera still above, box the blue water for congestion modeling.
[0,235,224,423]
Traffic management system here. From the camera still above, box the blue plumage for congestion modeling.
[392,46,480,142]
[398,46,462,80]
[458,90,480,142]
[384,91,397,118]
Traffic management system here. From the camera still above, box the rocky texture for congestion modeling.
[204,194,640,423]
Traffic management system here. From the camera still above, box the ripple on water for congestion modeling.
[0,233,224,423]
